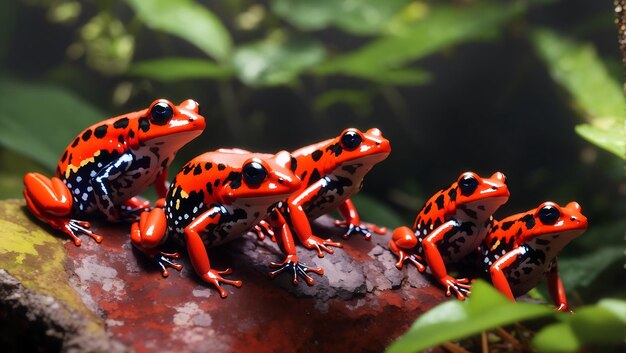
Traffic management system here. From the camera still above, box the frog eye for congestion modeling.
[341,130,362,150]
[458,174,479,196]
[150,102,174,125]
[538,205,560,225]
[242,162,267,185]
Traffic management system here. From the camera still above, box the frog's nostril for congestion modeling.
[278,178,284,184]
[570,216,577,221]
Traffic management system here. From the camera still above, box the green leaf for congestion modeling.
[558,219,626,289]
[559,246,624,290]
[233,36,325,87]
[531,29,626,159]
[386,280,555,353]
[351,193,405,229]
[314,89,373,116]
[570,300,626,345]
[315,1,528,80]
[0,79,103,170]
[353,68,432,86]
[533,322,580,353]
[575,124,625,159]
[128,57,234,82]
[271,0,410,35]
[125,0,232,62]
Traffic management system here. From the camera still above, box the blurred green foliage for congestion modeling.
[0,0,623,351]
[387,281,626,353]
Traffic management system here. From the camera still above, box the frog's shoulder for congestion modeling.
[414,188,451,228]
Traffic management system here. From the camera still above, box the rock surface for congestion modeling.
[0,199,447,353]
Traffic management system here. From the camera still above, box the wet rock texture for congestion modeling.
[0,200,446,353]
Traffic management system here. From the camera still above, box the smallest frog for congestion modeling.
[479,201,588,312]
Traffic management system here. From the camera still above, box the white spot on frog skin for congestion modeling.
[415,230,421,236]
[484,257,489,263]
[502,249,506,255]
[184,214,189,219]
[97,163,102,168]
[494,255,500,260]
[67,183,72,188]
[87,186,93,192]
[76,176,82,182]
[74,188,80,195]
[82,193,88,201]
[193,206,198,213]
[90,170,96,178]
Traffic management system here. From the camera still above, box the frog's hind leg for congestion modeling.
[23,172,102,246]
[130,208,182,277]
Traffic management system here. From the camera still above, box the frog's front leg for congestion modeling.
[489,247,525,301]
[266,210,323,285]
[23,172,102,246]
[423,220,472,300]
[130,208,182,277]
[546,259,571,312]
[185,206,242,298]
[92,152,134,221]
[390,226,426,272]
[334,199,387,240]
[288,179,343,257]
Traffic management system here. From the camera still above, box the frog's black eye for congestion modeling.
[538,205,560,225]
[341,130,362,150]
[150,102,174,125]
[458,174,479,196]
[242,162,267,185]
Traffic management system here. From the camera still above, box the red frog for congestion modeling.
[479,201,588,311]
[258,128,391,258]
[390,172,510,300]
[23,99,205,246]
[130,149,305,298]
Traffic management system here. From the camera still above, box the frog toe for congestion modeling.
[269,256,324,286]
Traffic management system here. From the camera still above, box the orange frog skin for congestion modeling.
[130,149,307,298]
[23,99,206,246]
[257,128,391,259]
[390,172,510,300]
[479,201,588,312]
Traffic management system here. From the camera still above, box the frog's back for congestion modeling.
[56,115,135,180]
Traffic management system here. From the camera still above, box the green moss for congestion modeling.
[0,200,99,321]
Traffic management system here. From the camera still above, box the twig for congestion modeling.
[481,331,489,353]
[442,342,472,353]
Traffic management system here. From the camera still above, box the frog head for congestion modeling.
[447,171,510,218]
[221,150,301,205]
[516,201,588,251]
[321,127,391,173]
[134,99,206,149]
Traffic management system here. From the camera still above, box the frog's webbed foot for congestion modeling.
[59,219,103,246]
[334,220,387,240]
[556,304,573,313]
[440,276,472,300]
[254,220,276,242]
[150,251,183,277]
[268,255,324,286]
[200,268,242,298]
[392,248,426,272]
[302,235,343,258]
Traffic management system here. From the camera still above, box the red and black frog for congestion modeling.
[23,99,205,246]
[390,172,510,300]
[479,201,588,311]
[130,149,306,298]
[257,128,391,259]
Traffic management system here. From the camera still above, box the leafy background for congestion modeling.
[0,0,623,352]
